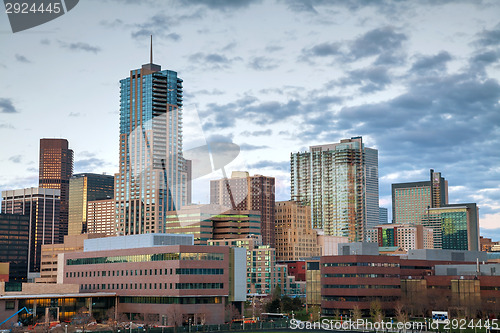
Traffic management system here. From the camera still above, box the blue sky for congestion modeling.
[0,0,499,238]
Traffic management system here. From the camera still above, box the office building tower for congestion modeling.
[115,51,190,235]
[392,170,479,251]
[422,203,479,251]
[274,201,320,261]
[68,173,114,235]
[290,137,379,242]
[87,198,116,236]
[1,188,60,275]
[39,138,73,243]
[210,171,275,247]
[379,207,388,225]
[0,213,29,281]
[392,169,448,224]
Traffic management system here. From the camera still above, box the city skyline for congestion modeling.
[0,1,499,238]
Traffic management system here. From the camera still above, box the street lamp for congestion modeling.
[65,324,68,333]
[130,322,132,333]
[243,316,245,330]
[188,318,191,333]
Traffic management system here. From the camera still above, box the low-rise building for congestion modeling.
[61,234,246,325]
[319,244,492,316]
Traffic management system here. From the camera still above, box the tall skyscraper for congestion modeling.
[68,173,114,235]
[1,188,60,275]
[210,171,276,247]
[392,169,448,224]
[115,50,190,235]
[39,138,73,242]
[290,137,379,242]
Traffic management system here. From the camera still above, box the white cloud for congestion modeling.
[480,212,500,230]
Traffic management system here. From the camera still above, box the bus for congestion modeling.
[261,313,287,322]
[432,311,449,323]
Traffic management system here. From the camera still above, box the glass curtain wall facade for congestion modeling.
[39,138,73,243]
[290,137,379,242]
[422,203,479,251]
[115,61,189,235]
[0,213,29,281]
[68,173,114,235]
[1,188,60,273]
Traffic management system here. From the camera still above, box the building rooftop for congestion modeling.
[84,233,194,251]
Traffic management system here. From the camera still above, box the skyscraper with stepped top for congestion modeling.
[115,39,190,235]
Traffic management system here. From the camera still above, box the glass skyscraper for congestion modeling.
[290,137,379,242]
[39,138,73,242]
[115,58,190,235]
[68,173,114,235]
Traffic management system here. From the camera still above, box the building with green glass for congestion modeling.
[422,203,479,251]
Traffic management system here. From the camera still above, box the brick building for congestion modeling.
[61,234,246,325]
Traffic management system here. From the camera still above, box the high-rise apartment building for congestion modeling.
[115,54,190,235]
[274,201,320,261]
[210,171,275,247]
[392,169,448,224]
[290,137,379,242]
[68,173,114,235]
[39,138,73,242]
[1,188,60,275]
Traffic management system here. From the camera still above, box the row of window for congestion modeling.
[323,262,399,267]
[323,273,401,278]
[66,252,224,266]
[324,284,399,289]
[67,267,224,278]
[81,282,223,290]
[119,296,222,304]
[83,282,172,290]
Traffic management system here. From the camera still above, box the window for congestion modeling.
[5,301,15,310]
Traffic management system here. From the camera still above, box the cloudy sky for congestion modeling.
[0,0,499,238]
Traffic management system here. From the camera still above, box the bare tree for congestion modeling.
[71,307,94,333]
[224,304,240,323]
[333,308,341,321]
[370,300,384,323]
[167,306,184,333]
[352,305,362,321]
[394,302,408,324]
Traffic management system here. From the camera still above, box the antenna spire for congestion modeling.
[150,35,153,63]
